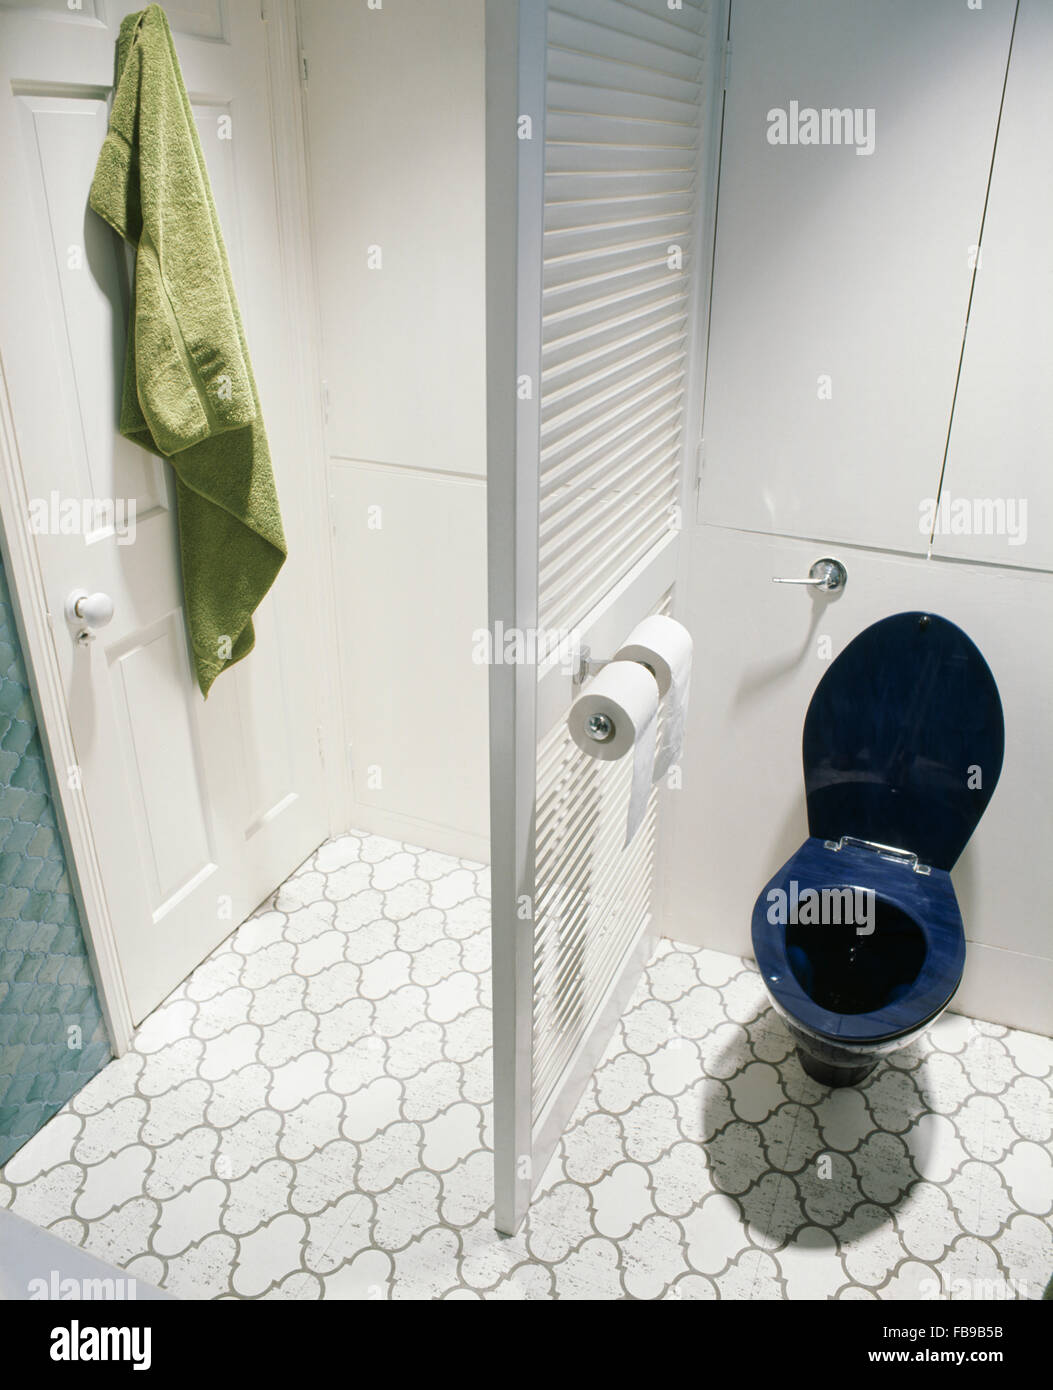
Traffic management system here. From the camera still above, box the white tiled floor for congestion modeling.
[1,832,1050,1300]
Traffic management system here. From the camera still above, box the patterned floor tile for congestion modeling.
[1,831,1050,1300]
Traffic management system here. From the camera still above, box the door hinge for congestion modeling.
[722,40,732,91]
[300,50,309,82]
[321,378,330,424]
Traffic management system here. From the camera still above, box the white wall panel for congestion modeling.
[700,0,1016,554]
[936,0,1053,573]
[330,462,489,861]
[664,525,1053,1037]
[303,0,490,855]
[302,0,487,479]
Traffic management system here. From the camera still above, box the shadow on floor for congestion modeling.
[695,1007,934,1243]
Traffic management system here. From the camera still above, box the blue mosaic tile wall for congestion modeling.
[0,557,110,1166]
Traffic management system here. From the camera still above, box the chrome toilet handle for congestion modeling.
[772,557,847,594]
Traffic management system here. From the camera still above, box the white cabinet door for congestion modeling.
[300,0,491,861]
[486,0,717,1235]
[935,0,1053,571]
[0,0,328,1025]
[700,0,1016,554]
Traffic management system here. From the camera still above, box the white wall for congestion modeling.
[301,0,489,861]
[665,0,1053,1036]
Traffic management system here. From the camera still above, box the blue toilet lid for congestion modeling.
[803,612,1004,871]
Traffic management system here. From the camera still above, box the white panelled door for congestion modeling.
[0,0,328,1026]
[486,0,718,1234]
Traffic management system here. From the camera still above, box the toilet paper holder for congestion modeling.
[573,644,658,687]
[572,644,609,686]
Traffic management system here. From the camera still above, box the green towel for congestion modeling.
[89,4,286,696]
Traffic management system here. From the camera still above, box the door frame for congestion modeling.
[0,0,343,1055]
[484,0,544,1237]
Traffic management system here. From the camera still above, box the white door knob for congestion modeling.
[65,589,115,640]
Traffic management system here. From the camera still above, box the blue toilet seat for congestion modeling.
[751,612,1003,1055]
[802,612,1004,872]
[751,837,965,1044]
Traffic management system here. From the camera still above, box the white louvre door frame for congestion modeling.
[0,1,330,1032]
[487,0,717,1234]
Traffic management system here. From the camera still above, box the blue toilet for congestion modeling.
[751,612,1004,1087]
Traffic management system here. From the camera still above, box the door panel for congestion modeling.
[0,0,328,1024]
[486,0,715,1235]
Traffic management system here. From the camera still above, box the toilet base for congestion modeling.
[796,1047,877,1088]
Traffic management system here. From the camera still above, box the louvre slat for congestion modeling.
[544,289,687,365]
[544,299,687,368]
[540,385,682,500]
[545,139,698,175]
[540,443,680,547]
[535,817,627,953]
[540,361,684,465]
[540,498,677,633]
[541,436,678,536]
[534,774,599,844]
[540,412,679,505]
[545,265,689,331]
[543,211,693,263]
[544,303,688,385]
[543,319,687,403]
[540,493,677,635]
[546,168,695,203]
[541,328,687,423]
[544,253,691,312]
[549,0,703,56]
[534,850,653,1023]
[547,48,703,105]
[535,872,654,1083]
[541,343,684,438]
[544,187,695,233]
[545,110,698,149]
[546,77,703,126]
[534,792,649,990]
[547,10,703,80]
[541,472,677,585]
[533,822,657,1112]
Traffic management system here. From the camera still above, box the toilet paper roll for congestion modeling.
[614,615,693,783]
[568,659,660,846]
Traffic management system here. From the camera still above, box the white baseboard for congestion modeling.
[345,802,489,865]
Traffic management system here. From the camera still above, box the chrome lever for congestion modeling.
[772,557,847,594]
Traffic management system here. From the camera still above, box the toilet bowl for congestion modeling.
[751,611,1003,1087]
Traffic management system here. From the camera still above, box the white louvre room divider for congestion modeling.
[486,0,722,1234]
